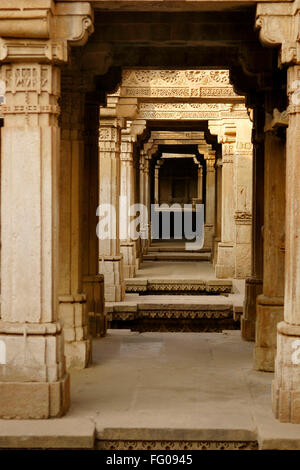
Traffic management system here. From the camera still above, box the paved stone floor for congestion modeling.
[2,329,300,448]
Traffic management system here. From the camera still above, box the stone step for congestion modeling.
[149,246,210,253]
[125,278,232,295]
[106,301,238,332]
[143,252,211,261]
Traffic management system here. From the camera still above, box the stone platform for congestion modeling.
[142,252,211,261]
[106,295,238,332]
[125,278,232,295]
[2,330,300,449]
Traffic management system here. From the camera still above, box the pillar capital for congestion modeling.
[0,2,94,63]
[264,109,289,133]
[256,1,300,66]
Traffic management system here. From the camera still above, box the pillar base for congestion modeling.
[203,224,214,250]
[272,322,300,423]
[254,295,284,372]
[212,237,220,266]
[241,277,263,342]
[0,374,70,419]
[120,241,137,278]
[59,294,91,370]
[234,220,252,279]
[215,243,235,278]
[64,340,91,370]
[100,255,125,302]
[83,275,106,338]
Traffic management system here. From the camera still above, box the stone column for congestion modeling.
[58,69,91,369]
[242,106,264,341]
[197,165,203,202]
[98,98,125,302]
[82,99,106,338]
[215,131,236,278]
[139,151,148,254]
[212,158,222,265]
[203,149,216,250]
[144,154,151,253]
[120,130,137,278]
[272,67,300,421]
[255,116,286,372]
[0,62,69,418]
[234,141,253,279]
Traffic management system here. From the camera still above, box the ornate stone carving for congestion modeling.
[97,439,258,451]
[121,69,239,100]
[0,2,94,63]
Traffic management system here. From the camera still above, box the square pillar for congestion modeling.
[255,123,285,372]
[58,69,91,369]
[120,131,137,278]
[98,99,125,302]
[242,106,264,341]
[215,138,236,278]
[233,141,253,279]
[272,66,300,422]
[203,150,216,250]
[0,62,69,418]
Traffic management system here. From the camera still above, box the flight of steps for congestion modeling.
[106,241,241,332]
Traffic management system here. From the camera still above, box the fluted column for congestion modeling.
[120,131,137,278]
[0,62,69,418]
[98,98,125,302]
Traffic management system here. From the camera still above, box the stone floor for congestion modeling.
[2,330,300,449]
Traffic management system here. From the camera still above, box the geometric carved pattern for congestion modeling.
[97,440,258,450]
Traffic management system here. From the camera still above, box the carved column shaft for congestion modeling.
[58,69,91,369]
[120,136,137,278]
[255,127,285,372]
[242,106,264,341]
[215,142,236,278]
[233,142,253,279]
[82,99,105,338]
[272,65,300,422]
[98,105,125,302]
[0,62,69,418]
[204,151,216,250]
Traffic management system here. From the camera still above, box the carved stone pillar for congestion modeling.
[58,69,91,369]
[120,131,137,278]
[234,141,253,279]
[0,62,70,418]
[255,1,300,423]
[271,67,300,421]
[212,158,222,265]
[203,150,216,250]
[139,151,148,254]
[215,135,236,278]
[99,98,125,302]
[255,119,286,372]
[0,3,95,419]
[154,159,164,205]
[242,106,264,341]
[82,99,106,338]
[144,154,151,253]
[197,165,203,202]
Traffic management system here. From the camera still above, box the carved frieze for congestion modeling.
[121,69,239,100]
